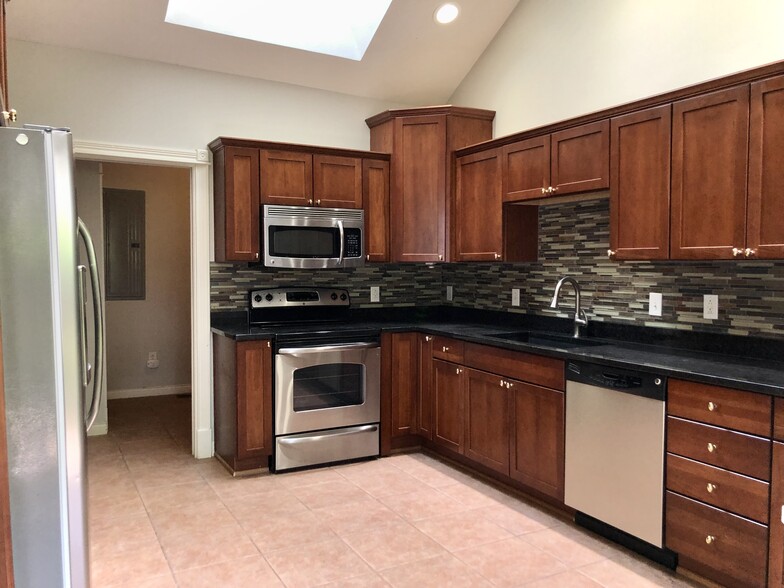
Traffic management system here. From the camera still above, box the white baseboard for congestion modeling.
[87,423,109,436]
[108,384,192,400]
[194,426,213,460]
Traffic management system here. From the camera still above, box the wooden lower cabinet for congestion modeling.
[464,369,510,475]
[213,334,273,472]
[385,332,419,446]
[769,442,784,587]
[432,359,464,454]
[417,334,434,440]
[510,381,564,500]
[0,316,14,587]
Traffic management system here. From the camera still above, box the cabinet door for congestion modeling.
[236,340,273,463]
[748,75,784,259]
[671,86,750,260]
[550,120,610,195]
[0,316,14,585]
[502,136,551,202]
[363,158,390,262]
[769,441,784,587]
[510,381,565,500]
[260,149,313,206]
[215,146,260,262]
[392,115,447,262]
[417,334,434,440]
[314,154,362,209]
[609,105,672,260]
[389,333,418,439]
[454,149,503,261]
[464,369,510,475]
[0,0,8,125]
[432,359,464,454]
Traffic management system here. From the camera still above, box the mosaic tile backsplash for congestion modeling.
[211,198,784,339]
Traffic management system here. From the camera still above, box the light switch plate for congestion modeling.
[446,285,453,301]
[704,294,719,320]
[370,286,380,303]
[512,288,521,307]
[649,292,662,317]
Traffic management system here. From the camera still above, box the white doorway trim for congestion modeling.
[74,140,213,459]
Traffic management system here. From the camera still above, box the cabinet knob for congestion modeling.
[366,254,370,261]
[499,379,505,387]
[707,442,717,453]
[506,382,513,389]
[550,186,558,194]
[607,249,616,259]
[425,336,433,342]
[456,368,463,375]
[541,187,548,195]
[1,109,17,123]
[706,482,717,493]
[266,341,271,348]
[707,401,717,412]
[255,252,259,259]
[705,535,716,545]
[438,255,443,261]
[442,346,449,352]
[732,247,744,257]
[744,248,757,258]
[308,198,313,205]
[494,253,501,260]
[316,199,321,205]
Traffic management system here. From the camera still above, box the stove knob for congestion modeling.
[331,292,338,301]
[340,293,347,301]
[254,295,262,303]
[265,294,273,302]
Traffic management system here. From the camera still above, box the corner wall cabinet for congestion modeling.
[366,106,495,263]
[209,138,389,263]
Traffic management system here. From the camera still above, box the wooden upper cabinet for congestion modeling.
[464,368,510,475]
[313,155,362,209]
[550,119,610,195]
[748,74,784,259]
[609,105,672,261]
[213,146,260,262]
[502,136,550,202]
[260,149,313,207]
[393,115,447,262]
[671,85,750,260]
[454,149,503,261]
[363,158,390,262]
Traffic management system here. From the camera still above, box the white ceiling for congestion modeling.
[6,0,520,105]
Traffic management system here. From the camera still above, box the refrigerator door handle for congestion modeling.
[77,265,90,389]
[78,218,104,431]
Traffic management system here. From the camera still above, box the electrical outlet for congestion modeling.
[370,286,380,303]
[703,294,719,320]
[146,351,160,369]
[446,285,453,301]
[649,292,662,317]
[512,288,521,307]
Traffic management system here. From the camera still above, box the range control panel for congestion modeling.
[250,287,350,309]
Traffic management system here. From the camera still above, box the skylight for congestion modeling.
[165,0,392,61]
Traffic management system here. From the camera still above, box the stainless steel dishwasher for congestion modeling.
[564,360,673,565]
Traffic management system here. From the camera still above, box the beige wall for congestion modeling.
[8,40,410,151]
[102,163,191,396]
[450,0,784,137]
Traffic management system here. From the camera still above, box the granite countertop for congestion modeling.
[211,307,784,397]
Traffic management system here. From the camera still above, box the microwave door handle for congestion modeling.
[337,219,345,265]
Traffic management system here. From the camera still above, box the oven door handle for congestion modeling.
[278,424,378,446]
[337,219,345,265]
[277,342,379,355]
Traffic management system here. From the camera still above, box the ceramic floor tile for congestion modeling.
[128,461,206,490]
[206,472,284,501]
[454,537,568,587]
[380,553,492,588]
[248,509,337,553]
[577,557,691,588]
[159,521,260,571]
[341,520,446,571]
[174,555,284,588]
[316,572,390,587]
[437,481,508,509]
[103,573,178,588]
[379,487,468,521]
[413,509,513,551]
[523,570,605,587]
[312,496,403,536]
[276,467,346,489]
[89,513,158,558]
[222,488,308,521]
[90,541,171,587]
[521,525,617,568]
[137,479,219,512]
[341,468,426,499]
[148,499,238,541]
[292,479,371,510]
[265,538,372,588]
[475,503,562,536]
[89,492,147,521]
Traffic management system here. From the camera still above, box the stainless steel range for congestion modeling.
[249,287,380,472]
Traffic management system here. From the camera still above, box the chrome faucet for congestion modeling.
[549,276,588,338]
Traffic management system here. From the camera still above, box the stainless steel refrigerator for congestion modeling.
[0,125,104,587]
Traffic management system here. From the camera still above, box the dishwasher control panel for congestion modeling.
[566,361,666,401]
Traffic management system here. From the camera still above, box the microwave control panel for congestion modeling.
[344,229,362,258]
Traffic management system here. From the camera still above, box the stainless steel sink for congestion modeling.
[484,331,608,349]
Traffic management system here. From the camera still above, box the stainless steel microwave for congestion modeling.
[263,205,364,269]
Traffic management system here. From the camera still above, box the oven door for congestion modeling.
[275,342,380,435]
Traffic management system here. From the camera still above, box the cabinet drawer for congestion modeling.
[667,417,771,480]
[463,343,564,391]
[432,337,464,363]
[666,453,769,523]
[668,379,772,436]
[666,492,767,588]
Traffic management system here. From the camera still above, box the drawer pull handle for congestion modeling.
[499,379,505,387]
[707,442,717,453]
[707,401,718,412]
[705,535,716,545]
[706,483,717,493]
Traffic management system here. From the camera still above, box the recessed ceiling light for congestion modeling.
[165,0,392,61]
[434,3,460,25]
